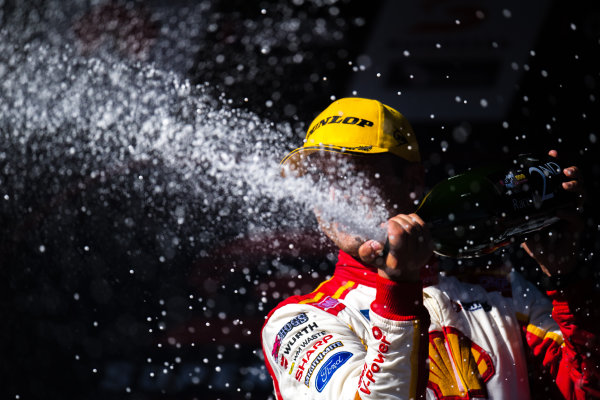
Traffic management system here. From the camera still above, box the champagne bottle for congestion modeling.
[410,154,577,258]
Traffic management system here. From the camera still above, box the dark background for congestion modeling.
[1,1,599,399]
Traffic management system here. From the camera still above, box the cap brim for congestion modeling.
[280,145,388,177]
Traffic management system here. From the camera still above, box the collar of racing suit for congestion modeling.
[334,250,439,287]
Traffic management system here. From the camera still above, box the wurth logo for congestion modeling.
[281,322,319,357]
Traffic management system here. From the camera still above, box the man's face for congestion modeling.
[308,152,422,218]
[306,152,424,256]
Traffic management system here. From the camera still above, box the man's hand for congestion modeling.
[521,150,585,277]
[358,213,433,282]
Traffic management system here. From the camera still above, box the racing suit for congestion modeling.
[261,250,599,399]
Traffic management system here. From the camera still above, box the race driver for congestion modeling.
[261,97,599,399]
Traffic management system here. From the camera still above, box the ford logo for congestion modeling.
[315,351,352,392]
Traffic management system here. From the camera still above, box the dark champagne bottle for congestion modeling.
[413,154,577,258]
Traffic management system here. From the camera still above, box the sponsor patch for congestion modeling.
[428,327,495,399]
[307,115,374,139]
[315,296,339,310]
[315,351,353,392]
[313,295,346,315]
[462,301,492,312]
[291,331,328,362]
[358,327,391,395]
[278,322,319,359]
[304,341,344,387]
[391,127,408,145]
[294,335,334,382]
[271,313,309,362]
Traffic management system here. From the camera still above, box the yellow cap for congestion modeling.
[281,97,420,175]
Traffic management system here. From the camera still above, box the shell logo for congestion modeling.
[428,327,495,399]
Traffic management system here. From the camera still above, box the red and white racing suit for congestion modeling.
[261,251,599,399]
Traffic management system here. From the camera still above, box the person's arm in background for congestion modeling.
[521,150,600,398]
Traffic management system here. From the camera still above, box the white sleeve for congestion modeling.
[261,278,429,399]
